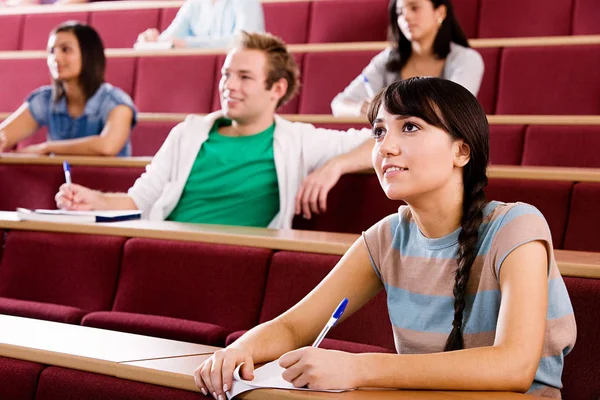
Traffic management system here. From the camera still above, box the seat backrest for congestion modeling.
[476,47,501,114]
[261,251,395,350]
[0,59,49,112]
[69,166,143,193]
[21,13,90,50]
[0,231,125,311]
[522,125,600,168]
[496,45,600,115]
[485,179,573,249]
[0,15,23,51]
[572,0,600,35]
[112,238,272,331]
[452,0,479,38]
[307,0,388,44]
[159,7,179,31]
[131,121,179,156]
[263,1,311,44]
[563,183,600,252]
[91,9,160,49]
[105,57,137,99]
[0,164,63,211]
[562,276,600,400]
[488,125,525,165]
[134,55,218,113]
[478,0,572,38]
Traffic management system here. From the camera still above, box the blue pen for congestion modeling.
[312,298,348,347]
[63,160,72,186]
[361,74,375,98]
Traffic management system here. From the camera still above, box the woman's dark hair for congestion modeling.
[50,21,106,103]
[368,77,489,351]
[386,0,469,73]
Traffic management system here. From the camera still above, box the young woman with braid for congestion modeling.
[194,77,576,400]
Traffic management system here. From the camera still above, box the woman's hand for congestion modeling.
[194,347,255,400]
[279,347,361,390]
[136,28,160,43]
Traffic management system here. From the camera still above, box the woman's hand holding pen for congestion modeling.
[279,347,360,390]
[194,347,255,400]
[55,183,105,211]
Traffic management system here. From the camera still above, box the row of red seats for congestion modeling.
[0,229,597,400]
[0,0,598,51]
[2,45,599,116]
[1,162,599,252]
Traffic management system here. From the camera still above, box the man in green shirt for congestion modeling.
[55,31,374,229]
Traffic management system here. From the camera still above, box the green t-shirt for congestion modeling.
[167,118,280,227]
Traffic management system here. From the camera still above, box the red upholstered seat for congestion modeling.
[131,121,179,156]
[0,297,86,324]
[36,367,204,400]
[476,47,501,114]
[307,0,388,43]
[0,164,64,211]
[0,231,126,322]
[134,55,218,113]
[522,125,600,168]
[572,0,600,34]
[563,183,600,252]
[0,15,23,51]
[159,7,179,32]
[67,165,143,193]
[21,13,90,50]
[292,173,402,234]
[485,179,573,249]
[105,57,137,98]
[258,251,395,350]
[0,357,45,400]
[562,277,600,400]
[496,45,600,115]
[0,59,49,112]
[299,50,379,114]
[478,0,572,38]
[82,311,229,345]
[82,239,271,346]
[488,125,525,165]
[263,1,311,44]
[452,0,479,38]
[91,9,160,49]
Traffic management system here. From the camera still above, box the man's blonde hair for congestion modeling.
[230,31,300,109]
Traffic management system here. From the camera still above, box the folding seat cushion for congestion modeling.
[0,356,45,400]
[263,1,311,44]
[299,50,379,114]
[293,173,403,234]
[211,53,304,114]
[36,367,204,400]
[159,7,179,31]
[561,277,600,400]
[82,239,272,346]
[496,45,600,115]
[307,0,388,43]
[488,125,525,165]
[572,0,600,34]
[452,0,479,38]
[0,59,49,112]
[0,15,23,51]
[0,164,64,211]
[477,0,572,38]
[91,10,160,49]
[68,165,145,193]
[563,183,600,252]
[475,47,501,114]
[0,231,126,324]
[256,251,395,350]
[485,179,573,249]
[522,125,600,168]
[105,57,137,98]
[131,121,179,156]
[21,13,90,50]
[134,55,217,113]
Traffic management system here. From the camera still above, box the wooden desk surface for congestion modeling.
[0,315,219,376]
[117,355,543,399]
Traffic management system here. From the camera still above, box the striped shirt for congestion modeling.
[362,201,576,398]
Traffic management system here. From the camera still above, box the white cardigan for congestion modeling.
[128,112,371,229]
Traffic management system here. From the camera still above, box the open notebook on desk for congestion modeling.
[228,360,350,399]
[16,208,142,223]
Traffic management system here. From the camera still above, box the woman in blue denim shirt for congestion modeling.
[0,21,137,157]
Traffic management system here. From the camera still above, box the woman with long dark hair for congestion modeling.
[0,21,136,156]
[331,0,484,117]
[195,78,575,399]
